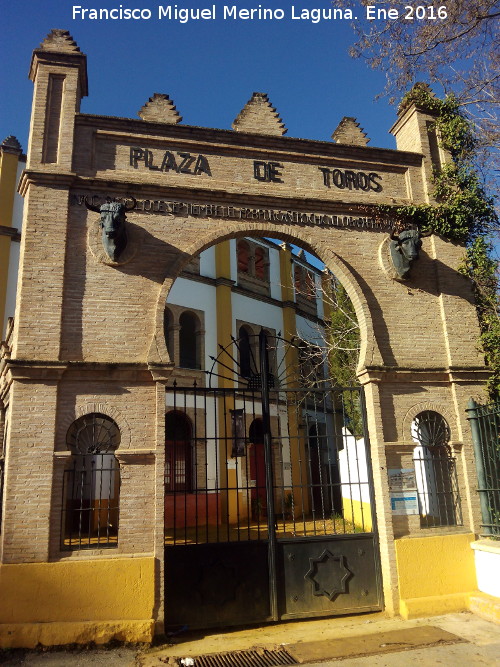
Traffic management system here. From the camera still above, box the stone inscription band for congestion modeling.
[73,195,392,230]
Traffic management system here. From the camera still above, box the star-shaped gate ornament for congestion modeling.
[304,549,352,601]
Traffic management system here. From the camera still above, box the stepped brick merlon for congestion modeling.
[29,29,88,97]
[232,92,287,136]
[1,136,23,155]
[138,94,182,124]
[38,29,82,54]
[332,117,369,146]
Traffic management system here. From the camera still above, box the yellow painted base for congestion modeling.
[400,592,471,619]
[395,533,478,619]
[342,499,372,532]
[0,620,154,649]
[0,557,155,648]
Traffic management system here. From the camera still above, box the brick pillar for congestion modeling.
[1,375,62,563]
[26,30,87,171]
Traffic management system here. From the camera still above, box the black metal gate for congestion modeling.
[164,332,383,629]
[467,398,500,537]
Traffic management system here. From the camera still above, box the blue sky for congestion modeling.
[1,1,400,152]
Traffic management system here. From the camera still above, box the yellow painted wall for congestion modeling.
[342,498,373,532]
[214,240,238,520]
[395,533,478,618]
[0,557,155,646]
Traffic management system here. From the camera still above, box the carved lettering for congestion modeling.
[319,166,383,193]
[160,151,178,172]
[73,193,394,232]
[253,161,283,183]
[129,147,211,177]
[178,153,196,174]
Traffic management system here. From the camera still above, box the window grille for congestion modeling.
[62,413,120,550]
[165,411,193,492]
[412,410,462,528]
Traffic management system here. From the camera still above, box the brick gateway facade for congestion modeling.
[0,30,488,646]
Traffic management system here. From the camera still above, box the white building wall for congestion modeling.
[268,245,281,301]
[232,294,284,341]
[167,277,217,373]
[296,314,323,346]
[199,245,216,279]
[339,430,371,505]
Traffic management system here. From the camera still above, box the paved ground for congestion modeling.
[0,612,499,666]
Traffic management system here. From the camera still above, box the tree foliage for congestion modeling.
[343,0,499,163]
[294,272,360,387]
[459,236,500,397]
[379,86,499,398]
[374,86,498,243]
[299,84,500,397]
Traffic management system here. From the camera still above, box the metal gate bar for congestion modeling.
[164,331,382,628]
[164,383,375,545]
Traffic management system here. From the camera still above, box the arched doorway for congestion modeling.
[164,411,194,533]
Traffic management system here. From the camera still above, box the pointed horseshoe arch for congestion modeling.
[147,225,382,374]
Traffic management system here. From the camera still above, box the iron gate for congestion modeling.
[164,332,383,628]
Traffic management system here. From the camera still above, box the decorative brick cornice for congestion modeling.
[5,359,158,382]
[18,170,76,196]
[358,365,490,385]
[77,114,423,166]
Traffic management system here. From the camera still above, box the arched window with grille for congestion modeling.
[165,411,193,493]
[412,410,462,527]
[179,311,201,369]
[62,413,120,550]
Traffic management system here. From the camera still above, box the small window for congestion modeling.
[179,311,201,369]
[237,240,250,273]
[254,246,266,280]
[262,328,276,378]
[165,411,193,492]
[239,326,253,378]
[294,266,302,294]
[237,241,270,296]
[305,271,316,300]
[412,411,462,528]
[62,414,120,550]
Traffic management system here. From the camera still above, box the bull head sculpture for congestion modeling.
[85,197,136,261]
[389,227,432,280]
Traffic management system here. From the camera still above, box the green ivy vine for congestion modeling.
[381,84,500,397]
